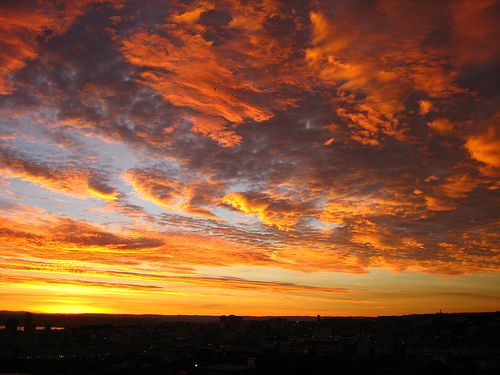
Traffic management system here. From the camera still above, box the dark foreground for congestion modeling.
[1,311,499,374]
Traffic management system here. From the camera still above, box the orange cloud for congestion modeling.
[336,104,402,146]
[0,274,163,293]
[124,168,225,220]
[441,175,477,199]
[424,196,457,211]
[189,115,242,147]
[0,0,126,94]
[419,100,434,115]
[115,0,310,147]
[319,193,424,227]
[428,118,455,135]
[0,148,118,201]
[1,192,499,289]
[171,2,215,24]
[0,258,364,295]
[306,3,466,123]
[222,192,304,230]
[466,127,500,172]
[117,23,273,133]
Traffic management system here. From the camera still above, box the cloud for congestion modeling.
[0,274,163,293]
[114,0,314,147]
[441,175,477,199]
[0,0,498,315]
[0,215,164,256]
[419,100,433,116]
[428,118,454,135]
[424,196,457,212]
[1,181,499,294]
[0,0,126,94]
[117,19,275,142]
[0,257,364,295]
[0,146,119,201]
[466,126,500,172]
[124,167,226,220]
[449,0,500,67]
[222,191,307,230]
[305,3,464,116]
[171,2,215,24]
[336,104,402,146]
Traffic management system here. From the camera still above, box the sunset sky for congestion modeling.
[0,0,499,317]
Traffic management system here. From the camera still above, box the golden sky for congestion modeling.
[0,0,499,317]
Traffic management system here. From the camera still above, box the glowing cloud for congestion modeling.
[466,127,500,171]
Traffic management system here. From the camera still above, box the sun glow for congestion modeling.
[38,303,107,314]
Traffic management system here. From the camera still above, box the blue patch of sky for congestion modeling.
[5,178,123,226]
[211,205,260,224]
[302,216,342,230]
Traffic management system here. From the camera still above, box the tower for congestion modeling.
[24,312,35,333]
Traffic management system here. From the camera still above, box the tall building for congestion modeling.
[24,312,35,333]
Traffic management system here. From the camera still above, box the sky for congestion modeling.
[0,0,499,317]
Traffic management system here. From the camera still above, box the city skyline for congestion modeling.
[0,0,499,317]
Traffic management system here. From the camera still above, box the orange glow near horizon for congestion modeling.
[0,0,499,317]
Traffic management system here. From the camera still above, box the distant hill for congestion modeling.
[1,310,497,328]
[0,311,323,327]
[0,311,219,327]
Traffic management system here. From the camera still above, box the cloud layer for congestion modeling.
[0,0,499,316]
